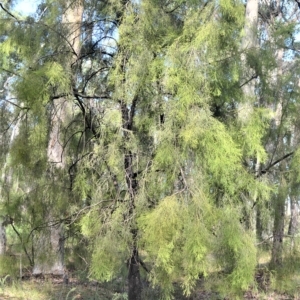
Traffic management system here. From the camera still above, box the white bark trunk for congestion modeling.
[238,0,258,122]
[0,217,6,255]
[32,224,65,275]
[33,1,83,276]
[0,107,23,256]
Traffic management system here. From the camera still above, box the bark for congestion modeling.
[243,0,258,48]
[288,127,300,238]
[256,206,263,242]
[238,0,259,233]
[33,97,70,276]
[61,1,83,58]
[269,130,286,267]
[32,224,65,275]
[128,247,141,300]
[0,217,7,255]
[0,217,13,255]
[269,32,285,268]
[270,162,286,268]
[0,108,23,257]
[288,196,299,251]
[270,192,285,267]
[288,196,299,236]
[239,0,258,122]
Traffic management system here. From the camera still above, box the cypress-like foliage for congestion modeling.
[1,0,300,299]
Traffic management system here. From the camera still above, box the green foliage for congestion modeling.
[2,0,300,299]
[112,292,128,300]
[0,255,18,278]
[214,208,257,296]
[15,62,70,113]
[269,239,300,296]
[82,204,132,282]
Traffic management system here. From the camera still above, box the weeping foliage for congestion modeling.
[0,0,286,298]
[138,193,212,296]
[213,208,257,296]
[78,0,269,297]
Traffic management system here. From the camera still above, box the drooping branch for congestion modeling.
[239,74,258,88]
[256,151,294,177]
[10,222,33,266]
[0,3,19,22]
[1,98,30,110]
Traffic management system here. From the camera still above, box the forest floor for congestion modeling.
[0,272,297,300]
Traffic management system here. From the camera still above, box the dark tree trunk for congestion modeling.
[256,205,263,242]
[121,98,142,300]
[270,191,285,268]
[128,247,141,300]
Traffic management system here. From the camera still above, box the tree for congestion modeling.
[77,0,267,298]
[2,0,300,299]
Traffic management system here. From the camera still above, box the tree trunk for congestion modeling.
[256,205,263,242]
[121,100,142,299]
[288,195,299,251]
[270,164,287,268]
[0,217,6,255]
[269,26,285,268]
[288,196,299,236]
[33,1,83,276]
[128,247,141,300]
[32,224,65,275]
[33,97,70,276]
[270,194,285,268]
[0,107,22,257]
[243,0,258,49]
[239,0,258,122]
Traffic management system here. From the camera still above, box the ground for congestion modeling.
[0,273,296,300]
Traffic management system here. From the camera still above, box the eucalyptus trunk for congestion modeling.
[239,0,258,122]
[0,109,22,257]
[288,195,299,252]
[256,205,263,242]
[33,0,83,276]
[270,161,287,268]
[269,33,286,268]
[0,217,6,255]
[239,0,259,233]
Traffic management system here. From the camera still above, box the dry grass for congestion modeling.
[0,279,120,300]
[0,258,299,300]
[0,279,296,300]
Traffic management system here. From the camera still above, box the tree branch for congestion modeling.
[239,74,258,88]
[0,3,19,22]
[1,98,30,110]
[10,222,33,266]
[256,151,294,178]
